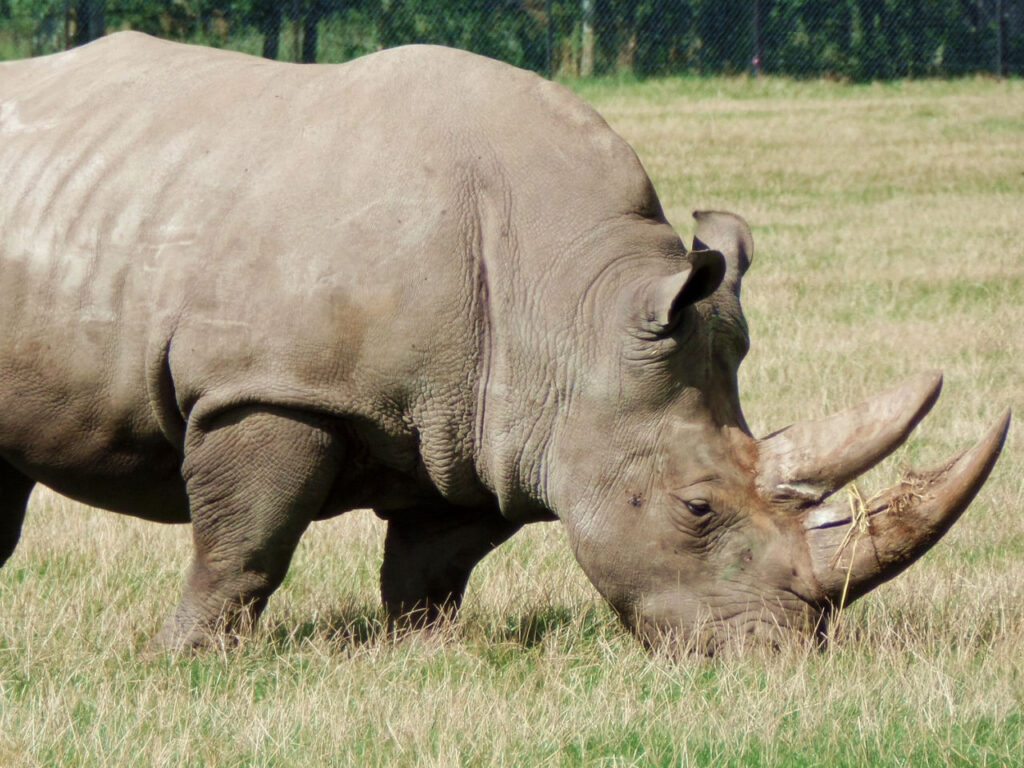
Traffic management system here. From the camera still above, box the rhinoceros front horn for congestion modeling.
[802,409,1010,605]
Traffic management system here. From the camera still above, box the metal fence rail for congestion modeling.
[2,1,1021,79]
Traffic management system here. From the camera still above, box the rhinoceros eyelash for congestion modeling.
[685,499,712,516]
[666,493,721,536]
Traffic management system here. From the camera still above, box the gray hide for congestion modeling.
[0,33,1008,651]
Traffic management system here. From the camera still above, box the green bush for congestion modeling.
[0,1,1020,79]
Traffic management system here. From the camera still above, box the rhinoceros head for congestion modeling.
[554,211,1009,653]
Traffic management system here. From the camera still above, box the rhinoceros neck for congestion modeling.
[449,88,689,520]
[472,207,687,522]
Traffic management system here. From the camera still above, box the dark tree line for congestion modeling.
[2,0,1021,79]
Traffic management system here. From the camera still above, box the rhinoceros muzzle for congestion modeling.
[758,370,1010,609]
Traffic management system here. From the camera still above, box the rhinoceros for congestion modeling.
[0,32,1009,652]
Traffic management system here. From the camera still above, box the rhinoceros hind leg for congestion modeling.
[0,460,34,567]
[154,406,341,651]
[379,505,520,630]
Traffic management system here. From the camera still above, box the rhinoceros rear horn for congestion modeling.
[757,371,943,504]
[642,249,726,335]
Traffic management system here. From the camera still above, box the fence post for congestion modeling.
[72,0,104,46]
[995,0,1006,76]
[301,0,325,63]
[752,0,763,75]
[581,0,595,77]
[546,0,555,78]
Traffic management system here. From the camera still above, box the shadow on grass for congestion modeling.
[262,602,611,654]
[492,605,594,648]
[265,604,387,651]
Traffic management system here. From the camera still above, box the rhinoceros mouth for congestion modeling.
[633,596,827,658]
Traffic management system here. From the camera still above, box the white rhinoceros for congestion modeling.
[0,32,1009,651]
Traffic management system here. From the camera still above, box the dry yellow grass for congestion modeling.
[0,77,1021,766]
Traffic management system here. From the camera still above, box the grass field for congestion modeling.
[1,75,1022,766]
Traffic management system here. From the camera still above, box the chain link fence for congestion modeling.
[2,1,1021,79]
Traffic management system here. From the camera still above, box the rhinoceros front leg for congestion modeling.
[379,505,520,629]
[154,406,341,650]
[0,461,34,567]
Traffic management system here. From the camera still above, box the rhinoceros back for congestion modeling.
[0,33,668,518]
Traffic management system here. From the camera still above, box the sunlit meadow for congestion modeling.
[1,76,1021,766]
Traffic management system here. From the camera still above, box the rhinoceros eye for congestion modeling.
[686,499,713,517]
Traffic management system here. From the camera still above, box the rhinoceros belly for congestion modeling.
[0,250,188,521]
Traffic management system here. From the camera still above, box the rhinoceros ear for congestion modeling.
[643,248,726,335]
[692,210,753,293]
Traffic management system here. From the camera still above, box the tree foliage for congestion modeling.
[1,0,1020,79]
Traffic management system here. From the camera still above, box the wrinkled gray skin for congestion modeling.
[0,34,1009,652]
